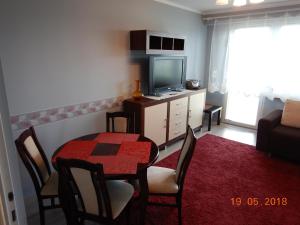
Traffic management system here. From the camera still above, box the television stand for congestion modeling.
[153,92,162,97]
[171,88,184,92]
[144,89,194,100]
[124,89,206,148]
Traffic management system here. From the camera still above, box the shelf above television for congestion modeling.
[130,30,185,55]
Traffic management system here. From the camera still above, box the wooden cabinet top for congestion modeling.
[124,89,206,108]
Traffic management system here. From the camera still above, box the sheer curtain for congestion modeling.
[208,12,300,101]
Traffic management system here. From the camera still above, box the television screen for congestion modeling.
[149,56,186,95]
[153,59,183,88]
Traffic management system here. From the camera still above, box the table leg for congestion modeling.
[208,112,212,131]
[217,109,222,125]
[137,165,148,225]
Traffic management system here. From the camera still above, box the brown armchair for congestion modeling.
[256,109,300,162]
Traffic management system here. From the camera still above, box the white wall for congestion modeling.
[0,0,207,217]
[1,0,206,115]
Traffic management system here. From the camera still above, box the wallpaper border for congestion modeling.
[10,95,127,131]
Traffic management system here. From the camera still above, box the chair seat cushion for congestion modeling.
[106,180,134,219]
[41,172,58,197]
[147,166,178,194]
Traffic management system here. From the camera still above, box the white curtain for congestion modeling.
[208,12,300,101]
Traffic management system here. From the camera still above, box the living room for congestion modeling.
[0,0,300,225]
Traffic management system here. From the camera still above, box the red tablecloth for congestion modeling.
[52,133,151,174]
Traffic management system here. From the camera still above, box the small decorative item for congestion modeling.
[132,80,143,99]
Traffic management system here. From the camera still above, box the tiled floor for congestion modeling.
[159,122,256,162]
[27,122,257,225]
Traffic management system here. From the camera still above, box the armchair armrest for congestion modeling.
[256,110,283,152]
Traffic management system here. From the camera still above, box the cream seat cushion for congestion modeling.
[40,172,58,197]
[147,166,179,194]
[281,99,300,128]
[106,180,134,219]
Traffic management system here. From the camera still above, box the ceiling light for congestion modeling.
[216,0,229,5]
[233,0,247,6]
[250,0,264,3]
[215,0,265,7]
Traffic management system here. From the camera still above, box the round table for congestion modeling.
[52,132,159,225]
[52,132,159,178]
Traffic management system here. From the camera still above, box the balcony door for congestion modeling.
[224,91,261,128]
[223,27,270,128]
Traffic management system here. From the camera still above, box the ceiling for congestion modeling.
[154,0,300,14]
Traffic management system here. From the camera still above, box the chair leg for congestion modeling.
[126,204,131,225]
[39,205,45,225]
[139,202,147,225]
[177,197,182,225]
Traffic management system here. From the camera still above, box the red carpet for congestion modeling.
[146,134,300,225]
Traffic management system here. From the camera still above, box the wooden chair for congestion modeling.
[146,125,197,225]
[15,127,60,225]
[56,158,134,225]
[106,111,134,133]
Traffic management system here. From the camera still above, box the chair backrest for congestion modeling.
[56,158,113,220]
[15,127,51,193]
[106,111,134,133]
[175,125,197,189]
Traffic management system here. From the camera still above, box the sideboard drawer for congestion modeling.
[170,97,188,111]
[169,97,188,140]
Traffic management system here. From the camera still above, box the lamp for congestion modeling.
[216,0,229,5]
[216,0,264,7]
[233,0,247,6]
[250,0,264,3]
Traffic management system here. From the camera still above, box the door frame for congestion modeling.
[0,174,8,225]
[0,115,15,225]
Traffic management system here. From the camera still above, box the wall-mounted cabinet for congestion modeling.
[130,30,185,55]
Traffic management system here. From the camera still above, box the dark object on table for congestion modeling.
[204,105,222,131]
[91,143,120,156]
[256,109,300,162]
[56,158,134,225]
[106,111,135,133]
[15,126,60,225]
[146,125,197,225]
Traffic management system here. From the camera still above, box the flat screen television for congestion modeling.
[148,56,187,96]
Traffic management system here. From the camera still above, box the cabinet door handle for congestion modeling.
[163,118,167,128]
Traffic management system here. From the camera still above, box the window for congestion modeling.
[209,15,300,101]
[224,23,300,126]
